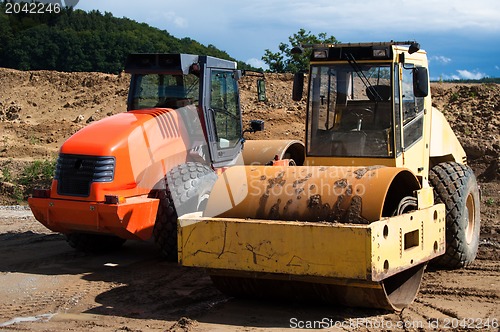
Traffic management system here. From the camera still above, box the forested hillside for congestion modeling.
[0,5,252,73]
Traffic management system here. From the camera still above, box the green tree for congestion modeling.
[0,5,258,73]
[262,28,338,73]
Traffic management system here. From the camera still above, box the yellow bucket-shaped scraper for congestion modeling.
[178,166,446,311]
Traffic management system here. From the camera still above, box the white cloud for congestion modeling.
[456,69,486,80]
[75,0,499,78]
[161,11,188,29]
[496,65,500,70]
[231,0,500,34]
[440,69,486,80]
[246,58,268,69]
[78,0,500,35]
[441,74,461,81]
[429,56,452,64]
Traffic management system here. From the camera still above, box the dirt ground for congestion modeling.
[0,68,499,331]
[0,208,499,331]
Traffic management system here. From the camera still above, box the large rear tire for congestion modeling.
[153,162,217,261]
[66,233,126,253]
[429,162,480,268]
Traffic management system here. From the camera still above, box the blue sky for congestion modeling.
[75,0,500,80]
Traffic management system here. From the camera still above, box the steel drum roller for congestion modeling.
[202,165,426,310]
[204,165,421,223]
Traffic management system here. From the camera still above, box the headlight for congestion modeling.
[373,48,388,58]
[313,50,328,59]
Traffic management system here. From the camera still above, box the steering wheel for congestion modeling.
[350,108,373,118]
[348,108,373,131]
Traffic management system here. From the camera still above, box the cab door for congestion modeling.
[204,69,244,166]
[395,62,428,181]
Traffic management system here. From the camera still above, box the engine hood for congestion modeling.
[60,111,150,156]
[56,106,211,199]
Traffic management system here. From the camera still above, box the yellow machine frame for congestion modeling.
[179,203,445,282]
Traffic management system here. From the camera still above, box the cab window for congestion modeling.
[130,73,199,110]
[307,64,394,157]
[210,70,242,148]
[401,67,424,149]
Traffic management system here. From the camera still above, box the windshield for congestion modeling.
[307,64,394,157]
[129,73,200,110]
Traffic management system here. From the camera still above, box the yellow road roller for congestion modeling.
[177,41,480,311]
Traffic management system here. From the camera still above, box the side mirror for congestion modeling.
[242,120,264,139]
[413,67,429,97]
[257,79,267,102]
[234,70,242,80]
[250,119,264,132]
[292,72,305,101]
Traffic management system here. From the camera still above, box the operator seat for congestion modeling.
[367,85,392,129]
[366,85,391,102]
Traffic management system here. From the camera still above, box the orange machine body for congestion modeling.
[29,106,205,240]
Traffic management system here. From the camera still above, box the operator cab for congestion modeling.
[125,54,201,111]
[294,42,429,169]
[124,54,258,167]
[306,63,394,157]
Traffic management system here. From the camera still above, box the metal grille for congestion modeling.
[55,154,115,197]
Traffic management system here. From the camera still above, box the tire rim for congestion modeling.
[465,193,476,245]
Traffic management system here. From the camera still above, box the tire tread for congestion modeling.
[153,162,217,260]
[429,162,480,268]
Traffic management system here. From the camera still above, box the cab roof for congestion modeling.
[124,53,236,74]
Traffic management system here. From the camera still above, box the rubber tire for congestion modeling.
[153,162,217,261]
[429,162,480,268]
[66,233,126,253]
